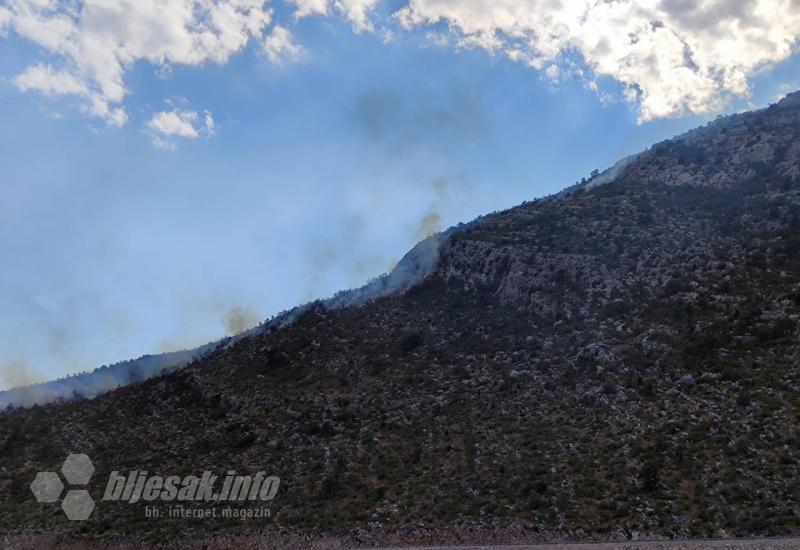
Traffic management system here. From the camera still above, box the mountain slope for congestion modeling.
[1,93,800,543]
[0,223,471,410]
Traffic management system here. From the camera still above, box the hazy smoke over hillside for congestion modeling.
[415,176,469,240]
[223,306,262,335]
[0,225,455,410]
[416,212,442,240]
[352,85,487,147]
[0,361,40,391]
[0,345,216,410]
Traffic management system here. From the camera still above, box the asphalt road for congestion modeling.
[354,539,800,550]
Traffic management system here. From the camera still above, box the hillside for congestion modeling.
[1,93,800,545]
[0,229,459,410]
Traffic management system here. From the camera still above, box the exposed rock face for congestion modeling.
[1,95,800,542]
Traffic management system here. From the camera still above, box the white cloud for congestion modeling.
[147,109,215,150]
[289,0,330,19]
[334,0,380,32]
[0,7,11,30]
[544,64,560,82]
[394,0,800,121]
[263,25,305,63]
[204,111,216,136]
[288,0,379,32]
[2,0,273,126]
[149,111,201,139]
[4,0,800,125]
[13,63,90,97]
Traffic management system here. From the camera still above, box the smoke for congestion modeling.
[317,174,486,313]
[340,83,485,301]
[0,178,472,412]
[0,207,477,411]
[302,213,399,302]
[556,152,643,199]
[0,295,268,408]
[414,175,469,241]
[416,211,442,240]
[223,306,261,335]
[0,361,55,410]
[0,360,42,390]
[0,344,215,410]
[287,174,480,315]
[352,83,488,148]
[301,175,469,304]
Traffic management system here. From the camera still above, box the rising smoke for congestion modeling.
[0,360,41,390]
[223,306,262,335]
[1,92,484,411]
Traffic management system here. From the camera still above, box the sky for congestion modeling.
[1,0,800,388]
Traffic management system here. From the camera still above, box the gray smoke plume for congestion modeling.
[352,83,488,149]
[416,211,442,240]
[1,360,41,389]
[223,306,262,335]
[0,185,491,411]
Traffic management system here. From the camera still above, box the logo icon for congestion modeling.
[30,453,95,521]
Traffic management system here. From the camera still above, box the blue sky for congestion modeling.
[1,0,800,388]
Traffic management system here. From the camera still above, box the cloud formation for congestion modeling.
[3,1,800,124]
[263,25,305,63]
[287,0,380,31]
[396,0,800,121]
[0,0,273,126]
[13,63,90,97]
[147,109,215,150]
